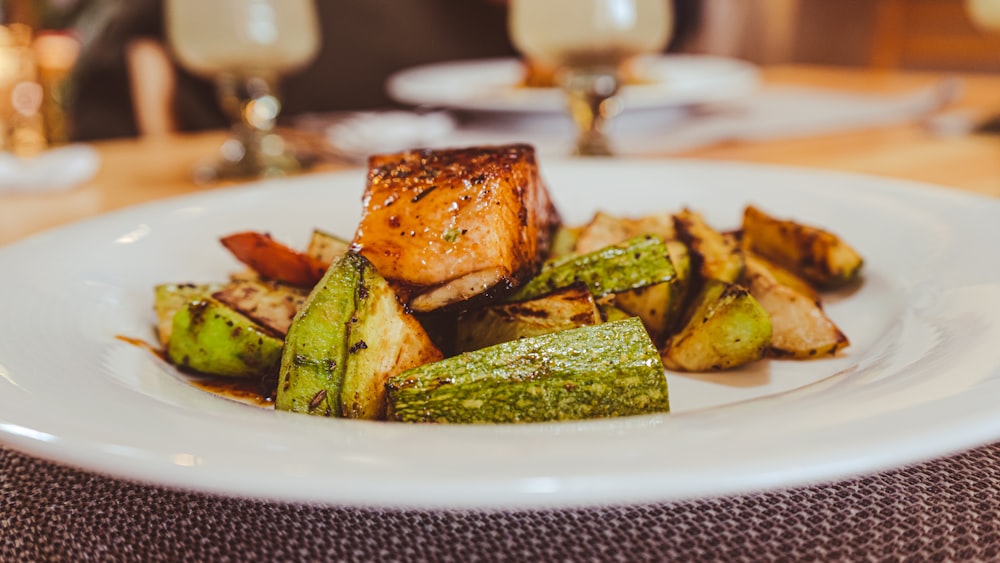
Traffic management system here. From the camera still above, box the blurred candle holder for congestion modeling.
[0,23,45,157]
[33,31,80,147]
[0,23,78,158]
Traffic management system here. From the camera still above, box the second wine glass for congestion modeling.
[165,0,320,181]
[508,0,673,156]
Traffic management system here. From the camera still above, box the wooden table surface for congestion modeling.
[2,63,1000,247]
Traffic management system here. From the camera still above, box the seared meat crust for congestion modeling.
[350,144,560,312]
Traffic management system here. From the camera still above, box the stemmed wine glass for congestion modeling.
[508,0,673,156]
[165,0,321,181]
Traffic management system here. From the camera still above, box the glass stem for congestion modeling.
[560,67,623,157]
[199,72,300,182]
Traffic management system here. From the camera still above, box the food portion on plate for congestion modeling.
[153,144,863,424]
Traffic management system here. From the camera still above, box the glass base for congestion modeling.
[193,127,309,184]
[559,67,622,157]
[572,132,615,157]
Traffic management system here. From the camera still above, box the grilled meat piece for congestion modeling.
[350,144,560,312]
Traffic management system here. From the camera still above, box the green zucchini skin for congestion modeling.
[505,235,676,303]
[661,279,772,372]
[275,253,361,416]
[338,255,444,419]
[386,318,670,423]
[166,297,284,378]
[276,252,443,419]
[154,282,225,346]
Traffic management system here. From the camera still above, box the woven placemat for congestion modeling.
[3,443,999,562]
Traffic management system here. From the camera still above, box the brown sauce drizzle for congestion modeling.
[116,335,274,408]
[116,335,165,361]
[188,376,274,408]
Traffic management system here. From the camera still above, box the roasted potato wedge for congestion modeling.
[276,253,442,420]
[304,228,350,268]
[742,205,863,289]
[744,250,820,304]
[212,280,308,337]
[743,255,848,359]
[674,209,744,286]
[573,210,675,254]
[454,284,601,353]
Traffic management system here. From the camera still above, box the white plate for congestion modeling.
[386,55,761,113]
[2,159,1000,510]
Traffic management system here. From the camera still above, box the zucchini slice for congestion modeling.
[386,318,670,423]
[276,252,442,419]
[661,280,772,372]
[506,235,676,303]
[154,282,225,346]
[167,297,284,378]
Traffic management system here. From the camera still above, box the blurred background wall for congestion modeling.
[9,0,1000,72]
[4,0,1000,144]
[687,0,1000,70]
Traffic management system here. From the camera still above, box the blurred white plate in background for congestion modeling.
[386,54,761,113]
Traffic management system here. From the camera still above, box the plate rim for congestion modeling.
[2,158,1000,510]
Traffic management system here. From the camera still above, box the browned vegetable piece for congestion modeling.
[153,283,224,346]
[661,279,772,372]
[276,252,443,420]
[742,205,863,289]
[351,144,560,313]
[569,211,686,341]
[220,231,327,288]
[673,208,744,287]
[598,299,633,323]
[614,282,677,345]
[614,239,692,343]
[744,250,820,304]
[453,284,602,353]
[573,210,675,254]
[304,229,350,268]
[212,279,308,337]
[548,225,582,261]
[742,255,849,359]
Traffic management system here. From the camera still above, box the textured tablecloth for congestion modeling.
[3,442,999,562]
